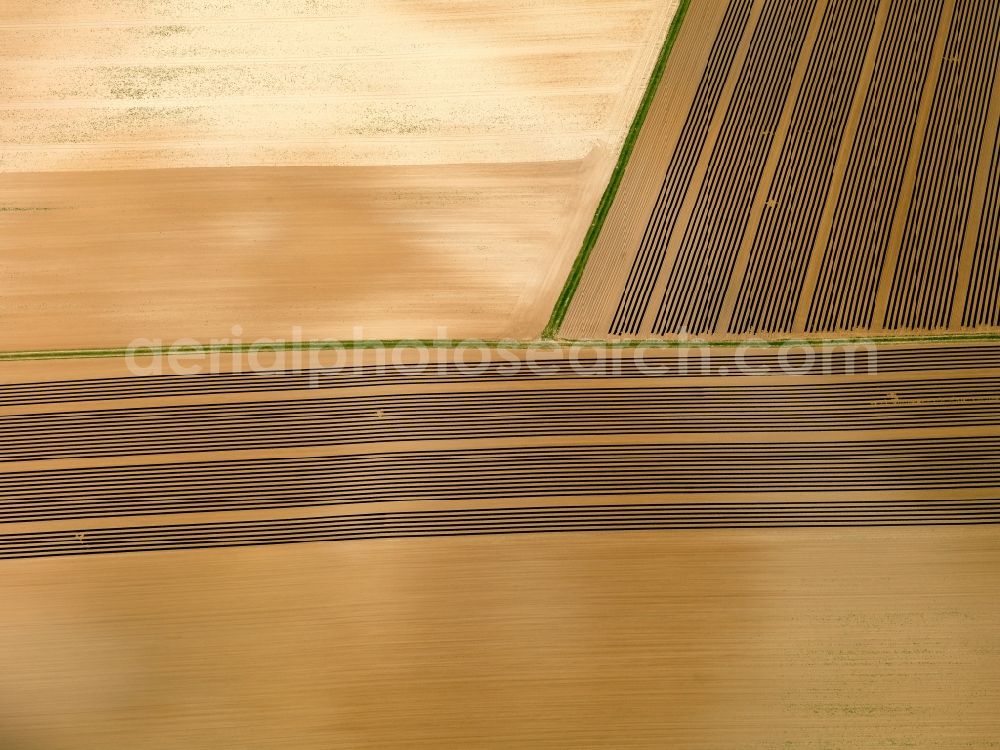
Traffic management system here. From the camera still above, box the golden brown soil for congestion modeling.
[1,161,596,348]
[1,343,998,746]
[3,527,999,749]
[4,1,999,745]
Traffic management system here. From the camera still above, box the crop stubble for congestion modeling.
[0,0,678,350]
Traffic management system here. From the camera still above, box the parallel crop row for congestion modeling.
[587,0,1000,338]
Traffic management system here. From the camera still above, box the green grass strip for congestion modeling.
[3,332,1000,361]
[541,0,693,339]
[554,332,1000,348]
[0,339,553,362]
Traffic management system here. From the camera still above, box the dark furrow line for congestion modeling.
[7,377,996,419]
[3,484,999,524]
[610,0,755,335]
[806,0,945,332]
[2,438,997,521]
[6,403,998,434]
[4,348,1000,406]
[4,412,1000,462]
[652,0,818,335]
[728,0,879,334]
[963,121,1000,327]
[5,493,1000,524]
[4,442,995,482]
[884,0,1000,330]
[3,436,996,482]
[6,407,996,439]
[3,503,1000,559]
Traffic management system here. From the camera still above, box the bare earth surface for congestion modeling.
[3,527,999,750]
[0,343,999,747]
[562,0,1000,340]
[0,0,678,350]
[4,2,999,747]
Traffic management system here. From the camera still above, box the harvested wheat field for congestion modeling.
[0,0,678,351]
[1,342,1000,747]
[561,0,1000,340]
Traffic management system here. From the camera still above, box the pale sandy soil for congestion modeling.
[0,0,678,350]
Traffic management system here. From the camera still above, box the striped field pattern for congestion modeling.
[2,343,998,559]
[562,0,1000,340]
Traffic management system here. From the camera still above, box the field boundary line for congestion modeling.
[4,333,1000,361]
[541,0,693,339]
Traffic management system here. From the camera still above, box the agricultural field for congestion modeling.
[561,0,1000,340]
[1,342,999,747]
[0,0,677,351]
[3,0,1000,747]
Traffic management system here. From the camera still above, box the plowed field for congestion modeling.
[562,0,1000,340]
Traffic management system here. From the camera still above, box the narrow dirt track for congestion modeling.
[563,0,1000,340]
